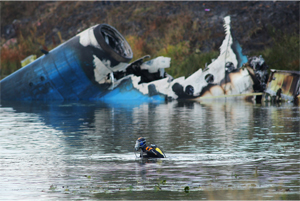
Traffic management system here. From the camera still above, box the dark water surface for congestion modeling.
[0,100,299,200]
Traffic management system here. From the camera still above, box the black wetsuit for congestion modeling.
[139,144,165,158]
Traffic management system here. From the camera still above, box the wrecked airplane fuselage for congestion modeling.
[0,24,139,101]
[0,16,268,102]
[264,69,300,103]
[118,16,268,102]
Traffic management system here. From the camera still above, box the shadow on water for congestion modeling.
[0,100,299,200]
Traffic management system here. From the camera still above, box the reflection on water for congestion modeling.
[0,100,299,200]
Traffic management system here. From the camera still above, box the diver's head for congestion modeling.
[135,137,146,151]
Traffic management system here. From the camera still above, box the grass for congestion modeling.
[250,31,299,72]
[1,25,298,80]
[0,25,59,78]
[2,30,298,79]
[1,2,299,79]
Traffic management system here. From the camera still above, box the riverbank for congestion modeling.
[1,1,299,78]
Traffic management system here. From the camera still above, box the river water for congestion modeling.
[0,100,299,200]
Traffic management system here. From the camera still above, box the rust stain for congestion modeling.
[265,70,300,102]
[281,75,293,95]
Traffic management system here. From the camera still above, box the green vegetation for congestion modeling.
[1,1,299,79]
[184,186,190,193]
[154,179,166,191]
[126,34,219,78]
[1,24,298,80]
[250,31,299,71]
[0,26,59,78]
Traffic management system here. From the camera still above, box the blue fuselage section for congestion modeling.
[0,26,165,103]
[1,41,102,100]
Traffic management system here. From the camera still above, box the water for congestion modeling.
[0,100,299,200]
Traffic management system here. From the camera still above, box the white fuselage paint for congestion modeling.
[77,17,254,100]
[140,56,171,73]
[184,16,238,96]
[78,25,128,84]
[130,16,252,99]
[78,25,101,49]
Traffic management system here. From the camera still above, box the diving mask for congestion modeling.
[134,137,146,151]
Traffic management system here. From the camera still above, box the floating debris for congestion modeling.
[21,55,37,67]
[184,186,190,193]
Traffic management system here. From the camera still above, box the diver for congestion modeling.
[134,137,166,158]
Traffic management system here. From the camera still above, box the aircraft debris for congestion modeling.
[264,69,300,103]
[1,16,296,103]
